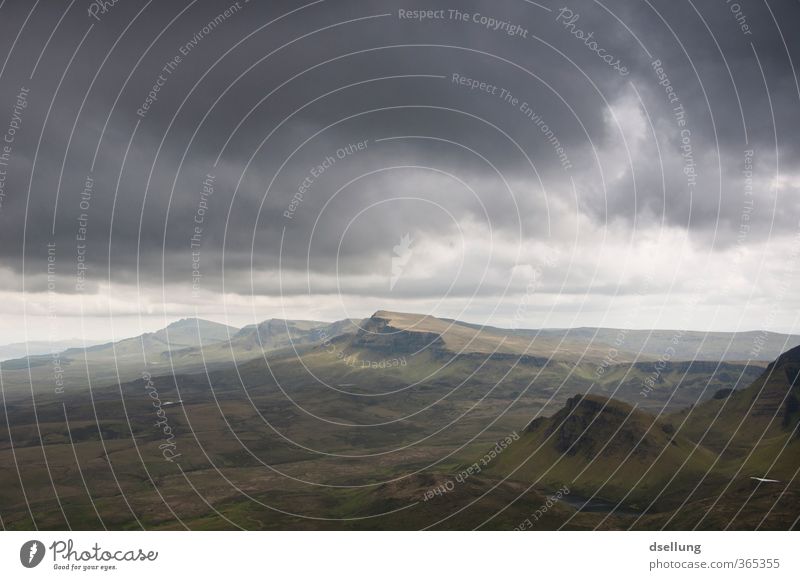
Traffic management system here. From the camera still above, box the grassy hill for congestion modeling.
[480,347,800,528]
[1,312,797,530]
[485,394,716,511]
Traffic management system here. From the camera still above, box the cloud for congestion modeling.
[0,0,798,341]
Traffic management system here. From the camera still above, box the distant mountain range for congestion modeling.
[0,339,106,362]
[1,311,798,530]
[2,311,796,404]
[5,310,798,371]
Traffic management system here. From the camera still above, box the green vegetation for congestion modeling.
[1,311,797,529]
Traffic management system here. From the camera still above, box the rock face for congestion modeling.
[753,345,800,427]
[449,352,553,366]
[350,313,445,355]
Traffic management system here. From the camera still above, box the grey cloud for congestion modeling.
[0,0,798,304]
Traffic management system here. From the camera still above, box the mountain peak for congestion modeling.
[166,317,205,328]
[526,393,671,457]
[371,310,421,320]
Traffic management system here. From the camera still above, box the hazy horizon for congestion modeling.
[6,306,800,346]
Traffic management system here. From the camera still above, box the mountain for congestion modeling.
[292,311,762,412]
[64,317,238,357]
[486,394,715,510]
[480,346,800,527]
[228,317,356,353]
[0,318,239,397]
[322,311,800,363]
[0,311,771,416]
[2,313,799,530]
[0,316,359,400]
[627,346,800,529]
[0,310,766,414]
[672,344,800,471]
[57,317,239,363]
[327,310,640,364]
[0,339,105,362]
[517,327,800,362]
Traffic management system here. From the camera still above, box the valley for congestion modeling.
[0,311,797,530]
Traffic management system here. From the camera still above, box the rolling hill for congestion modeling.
[485,394,716,511]
[481,346,800,528]
[1,312,798,529]
[0,311,769,415]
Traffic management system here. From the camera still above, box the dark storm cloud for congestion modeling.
[0,0,798,300]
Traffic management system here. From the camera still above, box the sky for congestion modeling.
[0,0,799,343]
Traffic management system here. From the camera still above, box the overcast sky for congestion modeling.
[0,0,798,343]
